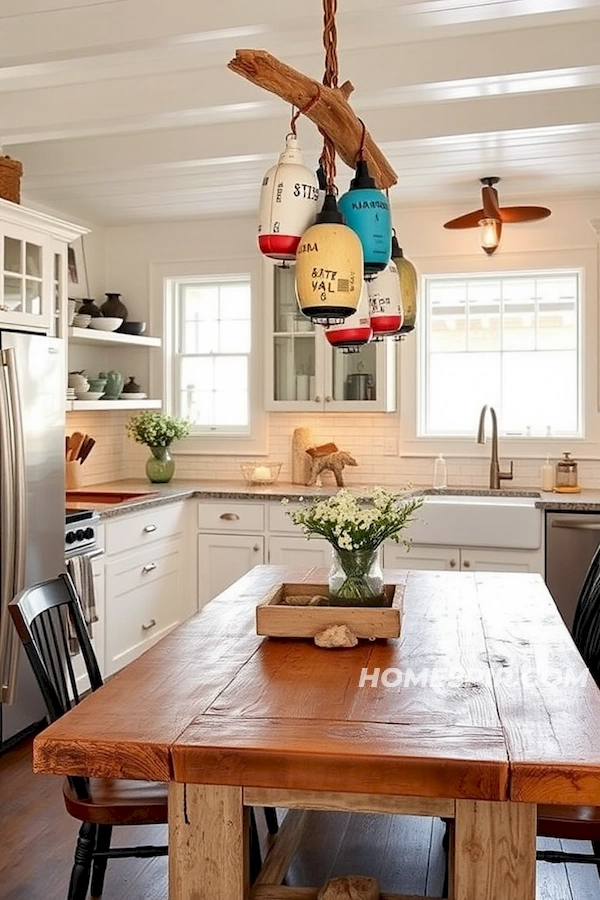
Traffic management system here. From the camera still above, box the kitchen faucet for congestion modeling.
[476,405,513,490]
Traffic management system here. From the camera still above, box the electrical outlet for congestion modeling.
[384,437,398,456]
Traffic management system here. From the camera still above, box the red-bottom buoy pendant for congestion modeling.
[258,134,320,261]
[367,259,403,338]
[325,282,372,353]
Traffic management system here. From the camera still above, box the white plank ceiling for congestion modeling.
[2,0,600,224]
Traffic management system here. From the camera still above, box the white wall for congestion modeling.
[85,196,600,489]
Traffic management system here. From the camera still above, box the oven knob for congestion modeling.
[66,531,77,544]
[76,529,85,541]
[84,527,94,540]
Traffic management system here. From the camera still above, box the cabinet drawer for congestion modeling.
[197,501,264,532]
[105,503,185,556]
[105,539,182,675]
[268,501,306,533]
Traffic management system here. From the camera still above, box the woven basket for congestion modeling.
[0,156,23,204]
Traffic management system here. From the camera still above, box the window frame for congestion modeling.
[398,247,598,460]
[151,257,268,456]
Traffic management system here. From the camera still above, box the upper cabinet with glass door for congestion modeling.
[265,261,396,412]
[0,199,87,334]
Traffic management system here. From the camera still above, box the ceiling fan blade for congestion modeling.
[498,205,552,223]
[443,209,484,229]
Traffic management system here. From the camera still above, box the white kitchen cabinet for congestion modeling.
[103,500,194,675]
[198,533,264,607]
[268,535,330,567]
[0,199,86,335]
[264,260,396,412]
[384,542,544,574]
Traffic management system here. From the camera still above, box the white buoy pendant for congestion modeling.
[295,193,363,325]
[367,259,403,339]
[258,134,320,261]
[325,281,372,352]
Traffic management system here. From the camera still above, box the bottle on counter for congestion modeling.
[540,455,554,492]
[554,452,580,493]
[433,454,448,489]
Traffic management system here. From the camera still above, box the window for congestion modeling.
[420,269,581,438]
[168,275,252,433]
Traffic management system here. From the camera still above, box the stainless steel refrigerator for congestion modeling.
[0,330,65,751]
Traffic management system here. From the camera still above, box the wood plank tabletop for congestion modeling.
[33,566,600,807]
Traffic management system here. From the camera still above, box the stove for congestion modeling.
[65,508,100,557]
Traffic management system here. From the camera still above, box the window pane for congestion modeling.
[422,270,580,437]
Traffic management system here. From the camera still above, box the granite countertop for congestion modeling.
[66,479,600,519]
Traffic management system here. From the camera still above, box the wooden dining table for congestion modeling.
[33,566,600,900]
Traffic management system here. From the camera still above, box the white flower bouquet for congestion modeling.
[125,411,190,447]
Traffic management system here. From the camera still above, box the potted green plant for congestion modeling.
[285,487,423,606]
[125,411,190,483]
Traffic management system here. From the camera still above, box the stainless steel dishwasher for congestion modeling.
[546,511,600,631]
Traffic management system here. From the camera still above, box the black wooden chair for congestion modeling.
[9,573,277,899]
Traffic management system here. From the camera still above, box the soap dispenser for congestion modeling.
[540,455,554,492]
[433,454,448,489]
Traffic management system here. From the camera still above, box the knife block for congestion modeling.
[65,460,82,490]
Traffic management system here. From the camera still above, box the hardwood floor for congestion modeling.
[1,736,599,899]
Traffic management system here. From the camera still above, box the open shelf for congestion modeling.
[68,327,161,348]
[66,399,162,412]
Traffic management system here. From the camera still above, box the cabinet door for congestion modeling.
[269,535,331,568]
[459,547,544,574]
[325,333,396,412]
[0,225,54,333]
[198,533,264,607]
[384,542,459,571]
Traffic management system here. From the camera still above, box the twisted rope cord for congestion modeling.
[321,0,338,194]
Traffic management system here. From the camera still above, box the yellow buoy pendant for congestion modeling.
[295,194,363,325]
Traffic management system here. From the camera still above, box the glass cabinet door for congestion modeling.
[272,264,317,403]
[330,341,379,403]
[2,236,43,315]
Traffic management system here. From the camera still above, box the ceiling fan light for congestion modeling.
[479,217,501,255]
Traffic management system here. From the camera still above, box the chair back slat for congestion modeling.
[573,544,600,685]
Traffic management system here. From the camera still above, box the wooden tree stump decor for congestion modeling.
[228,49,397,190]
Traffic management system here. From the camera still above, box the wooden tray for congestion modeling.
[256,582,402,640]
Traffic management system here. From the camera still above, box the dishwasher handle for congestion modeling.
[551,520,600,531]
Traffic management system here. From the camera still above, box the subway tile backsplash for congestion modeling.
[67,410,600,491]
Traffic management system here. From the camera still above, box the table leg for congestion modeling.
[453,800,536,900]
[169,782,249,900]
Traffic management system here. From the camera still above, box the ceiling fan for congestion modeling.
[443,177,552,255]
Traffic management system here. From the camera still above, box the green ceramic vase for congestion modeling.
[145,445,175,483]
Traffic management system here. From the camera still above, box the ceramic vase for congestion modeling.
[328,546,384,606]
[101,292,128,320]
[145,446,175,483]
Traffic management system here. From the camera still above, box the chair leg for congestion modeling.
[68,821,97,900]
[592,840,600,878]
[90,825,113,899]
[249,809,262,884]
[264,806,279,835]
[441,819,451,898]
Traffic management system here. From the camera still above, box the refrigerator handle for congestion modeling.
[0,349,19,703]
[5,348,27,597]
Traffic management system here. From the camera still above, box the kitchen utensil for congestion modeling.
[89,317,123,331]
[78,436,96,464]
[345,372,372,400]
[76,391,104,401]
[120,392,146,400]
[72,314,92,328]
[69,431,85,461]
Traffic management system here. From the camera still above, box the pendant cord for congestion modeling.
[320,0,338,194]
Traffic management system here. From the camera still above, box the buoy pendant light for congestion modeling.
[391,234,418,335]
[295,193,363,325]
[338,159,392,278]
[258,134,320,261]
[367,258,403,338]
[325,281,372,352]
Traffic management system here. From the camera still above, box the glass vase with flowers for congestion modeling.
[285,487,423,606]
[125,411,190,483]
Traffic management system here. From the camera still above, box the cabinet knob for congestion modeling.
[325,396,332,402]
[253,544,260,552]
[142,562,157,573]
[143,524,157,533]
[314,396,321,403]
[449,559,457,568]
[220,512,240,521]
[463,560,471,569]
[142,618,156,631]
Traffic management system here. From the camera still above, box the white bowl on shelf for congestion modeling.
[75,391,104,401]
[120,392,147,400]
[72,314,92,328]
[89,317,123,332]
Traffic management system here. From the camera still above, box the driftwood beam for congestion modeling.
[228,49,398,190]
